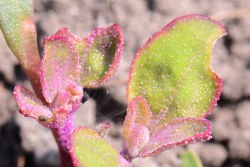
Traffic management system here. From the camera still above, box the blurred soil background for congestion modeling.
[0,0,250,167]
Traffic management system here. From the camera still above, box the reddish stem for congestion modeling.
[52,128,74,167]
[51,114,74,167]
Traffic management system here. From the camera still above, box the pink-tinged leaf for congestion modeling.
[140,118,211,157]
[123,96,152,157]
[79,24,123,87]
[41,35,79,103]
[0,0,42,97]
[13,85,51,123]
[14,85,69,128]
[126,123,150,157]
[127,14,226,120]
[69,126,120,167]
[123,96,152,138]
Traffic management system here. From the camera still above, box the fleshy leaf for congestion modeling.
[123,96,152,137]
[14,85,69,128]
[79,24,123,87]
[123,96,152,157]
[13,85,52,121]
[70,127,120,167]
[140,118,211,157]
[127,14,226,119]
[126,123,150,157]
[41,34,79,103]
[181,150,203,167]
[0,0,41,96]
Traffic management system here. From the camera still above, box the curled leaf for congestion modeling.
[70,127,120,167]
[14,85,52,121]
[123,96,152,157]
[127,123,150,157]
[14,85,68,128]
[79,24,123,87]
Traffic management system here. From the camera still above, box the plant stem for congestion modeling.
[51,114,74,167]
[52,128,74,167]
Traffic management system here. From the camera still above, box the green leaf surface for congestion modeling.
[53,28,87,57]
[79,24,123,87]
[128,14,226,120]
[0,0,41,95]
[181,150,203,167]
[70,127,120,167]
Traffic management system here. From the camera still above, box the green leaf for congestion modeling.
[79,24,123,87]
[0,0,41,95]
[181,150,203,167]
[127,14,226,120]
[70,127,120,167]
[53,28,87,57]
